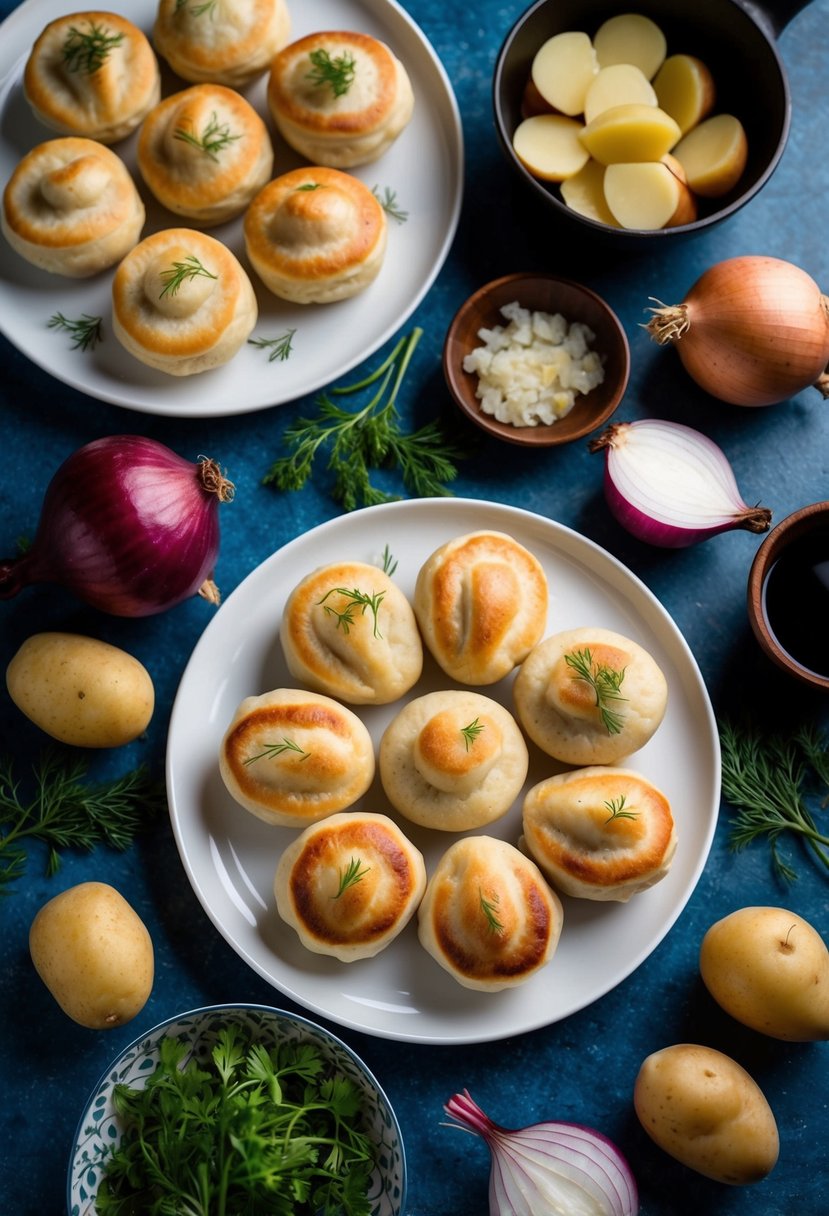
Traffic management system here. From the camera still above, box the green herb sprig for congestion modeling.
[333,856,370,898]
[159,254,217,298]
[48,311,103,351]
[720,718,829,882]
[262,329,464,511]
[306,48,356,97]
[372,186,408,223]
[604,794,638,823]
[174,0,217,15]
[0,753,163,895]
[248,329,296,362]
[174,110,240,160]
[381,545,397,576]
[564,647,627,734]
[95,1023,376,1214]
[244,738,309,766]
[479,887,504,935]
[461,718,485,751]
[318,586,386,637]
[62,22,124,73]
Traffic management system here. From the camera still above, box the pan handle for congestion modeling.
[740,0,814,37]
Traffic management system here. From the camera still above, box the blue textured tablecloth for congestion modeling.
[1,1,828,1213]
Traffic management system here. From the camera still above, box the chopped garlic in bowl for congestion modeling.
[462,300,606,427]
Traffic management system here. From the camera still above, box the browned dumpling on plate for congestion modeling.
[274,812,427,961]
[513,626,668,765]
[2,137,144,276]
[137,84,274,226]
[153,0,291,88]
[414,531,548,685]
[280,560,422,704]
[417,836,563,991]
[243,167,387,304]
[521,766,677,902]
[24,11,161,144]
[267,30,414,168]
[219,688,375,828]
[379,690,528,831]
[111,226,257,375]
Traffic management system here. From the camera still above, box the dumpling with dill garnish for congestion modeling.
[136,84,273,226]
[152,0,291,88]
[280,560,423,705]
[521,767,677,902]
[513,626,668,766]
[274,811,427,961]
[219,688,375,828]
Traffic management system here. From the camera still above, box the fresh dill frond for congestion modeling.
[174,110,240,160]
[333,856,370,898]
[479,887,504,935]
[296,182,323,191]
[460,718,485,751]
[317,586,386,637]
[564,647,627,734]
[158,254,218,298]
[603,794,638,823]
[306,47,356,97]
[248,329,296,362]
[174,0,217,15]
[48,311,103,351]
[62,22,124,73]
[381,544,398,576]
[372,185,409,223]
[243,738,310,765]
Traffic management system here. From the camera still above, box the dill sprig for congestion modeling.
[48,311,103,352]
[461,718,485,751]
[248,329,296,363]
[318,586,386,637]
[243,738,309,766]
[479,888,504,935]
[159,254,217,298]
[174,110,241,160]
[381,544,397,576]
[0,753,164,895]
[174,0,217,15]
[604,794,638,823]
[333,856,370,898]
[263,329,464,511]
[372,185,408,223]
[62,22,124,73]
[564,647,627,734]
[306,48,356,97]
[720,718,829,882]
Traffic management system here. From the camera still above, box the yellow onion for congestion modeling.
[645,255,829,406]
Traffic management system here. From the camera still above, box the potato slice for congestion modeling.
[672,113,748,196]
[604,161,696,230]
[531,31,598,116]
[560,159,619,226]
[579,103,680,165]
[513,114,590,181]
[593,13,667,80]
[653,54,716,135]
[584,63,657,124]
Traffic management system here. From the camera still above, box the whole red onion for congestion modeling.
[0,435,234,616]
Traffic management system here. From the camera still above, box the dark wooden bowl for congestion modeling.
[443,272,630,447]
[747,500,829,691]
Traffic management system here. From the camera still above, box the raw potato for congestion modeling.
[604,160,697,229]
[6,632,154,748]
[583,63,656,125]
[512,114,589,181]
[560,158,619,226]
[700,906,829,1041]
[653,54,716,135]
[634,1044,779,1185]
[29,882,154,1029]
[673,113,748,196]
[593,13,667,80]
[579,103,681,165]
[531,31,597,116]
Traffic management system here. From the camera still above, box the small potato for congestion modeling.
[29,881,154,1029]
[634,1043,779,1185]
[531,31,597,116]
[700,906,829,1041]
[512,114,589,182]
[579,103,681,165]
[6,631,154,748]
[593,13,667,80]
[672,113,748,197]
[653,54,716,136]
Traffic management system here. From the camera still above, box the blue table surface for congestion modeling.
[1,1,828,1213]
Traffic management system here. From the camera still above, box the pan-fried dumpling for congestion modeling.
[219,688,375,828]
[2,137,144,276]
[274,811,427,961]
[111,226,257,375]
[280,560,422,705]
[521,766,677,902]
[153,0,291,88]
[379,690,528,831]
[513,626,668,765]
[417,836,563,991]
[24,11,161,144]
[414,531,548,685]
[136,84,273,226]
[267,30,414,168]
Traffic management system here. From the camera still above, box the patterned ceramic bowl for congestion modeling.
[67,1003,406,1216]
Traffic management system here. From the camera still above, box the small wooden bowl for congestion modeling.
[443,273,630,447]
[747,500,829,690]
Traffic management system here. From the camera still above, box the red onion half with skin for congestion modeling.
[444,1090,638,1216]
[0,435,234,616]
[589,419,772,548]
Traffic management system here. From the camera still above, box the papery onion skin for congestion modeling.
[646,255,829,406]
[0,435,234,617]
[590,419,772,548]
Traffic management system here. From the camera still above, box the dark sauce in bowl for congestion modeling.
[762,529,829,679]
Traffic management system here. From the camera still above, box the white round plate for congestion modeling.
[167,499,720,1044]
[0,0,462,416]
